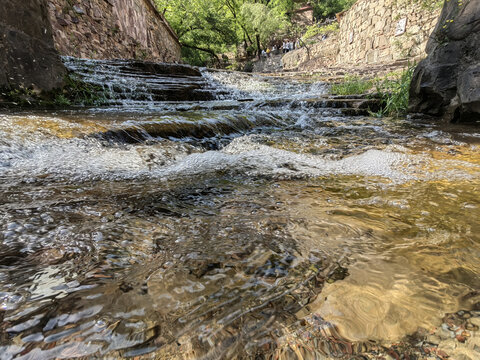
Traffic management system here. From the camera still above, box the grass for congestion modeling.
[329,64,416,117]
[330,75,373,96]
[373,65,416,117]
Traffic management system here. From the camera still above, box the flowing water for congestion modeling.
[1,59,480,359]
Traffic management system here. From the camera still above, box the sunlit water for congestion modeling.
[1,63,480,359]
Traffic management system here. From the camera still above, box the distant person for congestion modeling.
[295,39,300,49]
[289,41,294,52]
[282,42,287,53]
[261,49,267,59]
[266,48,271,57]
[272,45,277,54]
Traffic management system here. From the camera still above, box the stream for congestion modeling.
[1,59,480,359]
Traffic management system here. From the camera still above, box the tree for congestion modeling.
[310,0,357,20]
[155,0,238,65]
[240,3,287,58]
[155,0,292,65]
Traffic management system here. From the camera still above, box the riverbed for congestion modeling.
[1,65,480,359]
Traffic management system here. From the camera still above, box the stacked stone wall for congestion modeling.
[283,0,441,71]
[336,0,440,65]
[47,0,181,62]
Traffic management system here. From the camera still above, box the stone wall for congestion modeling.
[283,0,441,71]
[282,35,339,71]
[47,0,181,62]
[0,0,66,91]
[336,0,440,65]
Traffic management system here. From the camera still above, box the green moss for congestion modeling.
[0,74,108,108]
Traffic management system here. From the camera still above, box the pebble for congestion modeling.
[73,5,85,14]
[437,338,456,353]
[470,317,480,327]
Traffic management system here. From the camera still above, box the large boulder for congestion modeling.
[0,0,66,92]
[409,0,480,123]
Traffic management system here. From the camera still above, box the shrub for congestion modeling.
[313,0,356,20]
[302,22,339,41]
[243,61,254,73]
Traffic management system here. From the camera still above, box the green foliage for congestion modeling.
[61,74,108,106]
[2,88,38,106]
[373,65,416,117]
[241,3,287,46]
[268,0,295,17]
[330,76,373,95]
[329,65,416,117]
[0,74,108,108]
[155,0,293,66]
[155,0,240,65]
[311,0,356,20]
[243,61,254,73]
[54,94,72,106]
[302,22,339,41]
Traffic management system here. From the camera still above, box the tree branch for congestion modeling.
[180,43,220,60]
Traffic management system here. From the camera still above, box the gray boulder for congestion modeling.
[409,0,480,123]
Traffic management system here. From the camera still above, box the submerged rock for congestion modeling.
[409,0,480,124]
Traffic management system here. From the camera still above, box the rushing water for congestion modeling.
[1,61,480,360]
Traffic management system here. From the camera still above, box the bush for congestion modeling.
[243,61,254,73]
[302,22,339,41]
[312,0,356,20]
[61,74,108,106]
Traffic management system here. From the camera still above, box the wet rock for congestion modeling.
[72,5,85,15]
[326,264,349,283]
[470,317,480,328]
[409,0,480,123]
[0,0,66,92]
[57,17,69,27]
[189,261,221,278]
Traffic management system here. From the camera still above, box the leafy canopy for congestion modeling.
[155,0,356,65]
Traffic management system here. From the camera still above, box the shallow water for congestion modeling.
[1,67,480,359]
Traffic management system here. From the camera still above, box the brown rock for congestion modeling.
[57,16,69,26]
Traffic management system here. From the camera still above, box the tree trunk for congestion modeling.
[256,34,261,59]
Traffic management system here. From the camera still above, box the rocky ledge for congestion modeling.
[0,0,66,92]
[409,0,480,124]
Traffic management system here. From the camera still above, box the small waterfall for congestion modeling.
[63,57,221,105]
[63,57,333,107]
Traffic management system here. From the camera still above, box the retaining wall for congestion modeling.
[283,0,441,71]
[47,0,181,62]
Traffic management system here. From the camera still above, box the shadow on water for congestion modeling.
[1,60,480,359]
